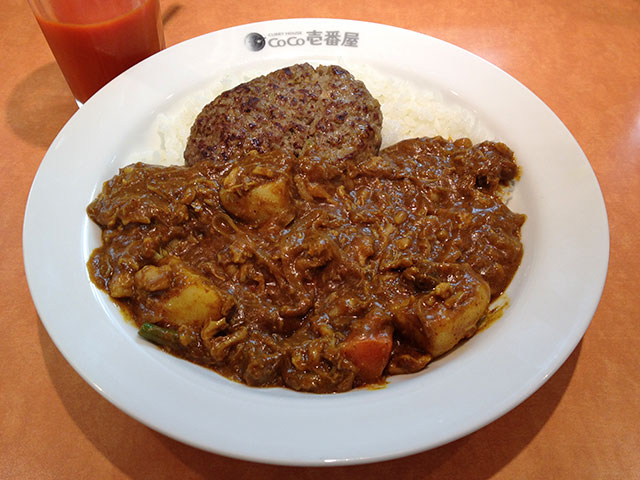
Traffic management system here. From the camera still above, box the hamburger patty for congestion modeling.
[184,63,383,177]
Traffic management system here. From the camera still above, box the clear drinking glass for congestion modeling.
[27,0,165,106]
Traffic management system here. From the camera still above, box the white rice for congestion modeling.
[129,63,494,167]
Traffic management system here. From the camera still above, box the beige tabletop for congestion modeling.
[2,0,639,478]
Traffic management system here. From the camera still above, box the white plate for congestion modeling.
[23,19,609,465]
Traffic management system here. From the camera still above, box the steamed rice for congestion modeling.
[130,63,494,167]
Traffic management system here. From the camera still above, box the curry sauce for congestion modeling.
[87,136,524,393]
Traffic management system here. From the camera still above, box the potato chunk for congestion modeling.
[164,284,224,327]
[219,150,295,226]
[134,257,233,330]
[394,263,491,357]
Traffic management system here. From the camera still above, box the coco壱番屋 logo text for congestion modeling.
[244,30,360,51]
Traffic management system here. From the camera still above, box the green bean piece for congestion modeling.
[138,323,182,350]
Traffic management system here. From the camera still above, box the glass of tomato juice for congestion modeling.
[27,0,165,106]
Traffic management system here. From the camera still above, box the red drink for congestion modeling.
[31,0,165,104]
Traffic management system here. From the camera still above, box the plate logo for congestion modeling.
[244,32,266,51]
[244,30,360,51]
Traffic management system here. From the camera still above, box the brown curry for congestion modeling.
[87,136,524,393]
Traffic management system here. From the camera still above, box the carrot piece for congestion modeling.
[342,327,393,382]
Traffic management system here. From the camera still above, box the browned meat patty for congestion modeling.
[184,63,383,179]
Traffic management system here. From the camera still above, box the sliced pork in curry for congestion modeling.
[87,135,524,393]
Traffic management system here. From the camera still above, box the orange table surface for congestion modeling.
[2,0,639,478]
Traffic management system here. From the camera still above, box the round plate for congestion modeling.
[23,19,609,465]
